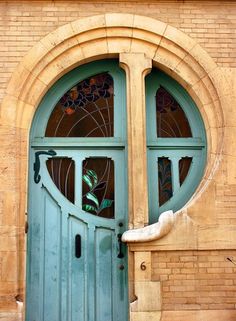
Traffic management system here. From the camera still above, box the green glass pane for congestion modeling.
[82,158,114,218]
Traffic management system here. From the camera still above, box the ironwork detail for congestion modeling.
[34,150,57,183]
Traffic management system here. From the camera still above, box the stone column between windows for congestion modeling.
[119,53,152,228]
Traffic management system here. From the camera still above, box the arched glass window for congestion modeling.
[31,60,126,219]
[146,69,206,223]
[46,73,114,138]
[44,72,116,217]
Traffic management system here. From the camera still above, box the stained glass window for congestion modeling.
[158,158,173,207]
[157,157,193,207]
[179,157,192,186]
[46,158,75,203]
[156,86,192,138]
[146,70,206,223]
[46,73,114,137]
[82,158,114,218]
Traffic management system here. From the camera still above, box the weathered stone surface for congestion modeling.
[122,211,174,243]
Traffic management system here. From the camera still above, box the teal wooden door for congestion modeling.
[26,61,128,321]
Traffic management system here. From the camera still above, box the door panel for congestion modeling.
[95,227,114,321]
[42,189,61,321]
[69,216,87,321]
[26,149,127,321]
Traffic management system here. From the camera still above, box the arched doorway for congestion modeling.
[26,60,128,321]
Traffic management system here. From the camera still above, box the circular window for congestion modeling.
[146,69,207,223]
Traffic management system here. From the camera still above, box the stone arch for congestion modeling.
[1,11,225,211]
[1,13,224,157]
[3,14,223,125]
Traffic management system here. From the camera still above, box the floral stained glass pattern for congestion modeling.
[158,157,173,206]
[156,86,192,138]
[46,158,75,203]
[46,73,114,137]
[82,158,114,219]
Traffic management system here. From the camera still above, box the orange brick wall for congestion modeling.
[0,1,236,102]
[152,250,236,311]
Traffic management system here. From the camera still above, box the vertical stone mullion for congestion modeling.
[120,53,152,228]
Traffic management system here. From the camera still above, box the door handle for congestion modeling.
[34,149,57,183]
[75,234,81,258]
[117,233,124,258]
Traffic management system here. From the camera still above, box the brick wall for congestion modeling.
[0,1,236,319]
[0,1,236,102]
[152,250,236,311]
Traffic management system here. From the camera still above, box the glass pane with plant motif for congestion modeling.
[82,158,114,218]
[46,73,114,137]
[156,86,192,138]
[158,157,173,206]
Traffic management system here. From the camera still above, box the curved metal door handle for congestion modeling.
[34,149,57,183]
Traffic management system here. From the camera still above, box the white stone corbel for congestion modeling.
[121,210,175,243]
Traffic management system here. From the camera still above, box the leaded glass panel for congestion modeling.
[82,157,114,218]
[46,73,114,137]
[156,86,192,138]
[179,157,192,186]
[46,158,75,203]
[158,157,173,206]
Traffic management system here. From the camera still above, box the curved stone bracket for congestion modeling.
[121,210,175,243]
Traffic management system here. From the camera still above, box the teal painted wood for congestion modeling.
[146,70,207,223]
[26,60,128,321]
